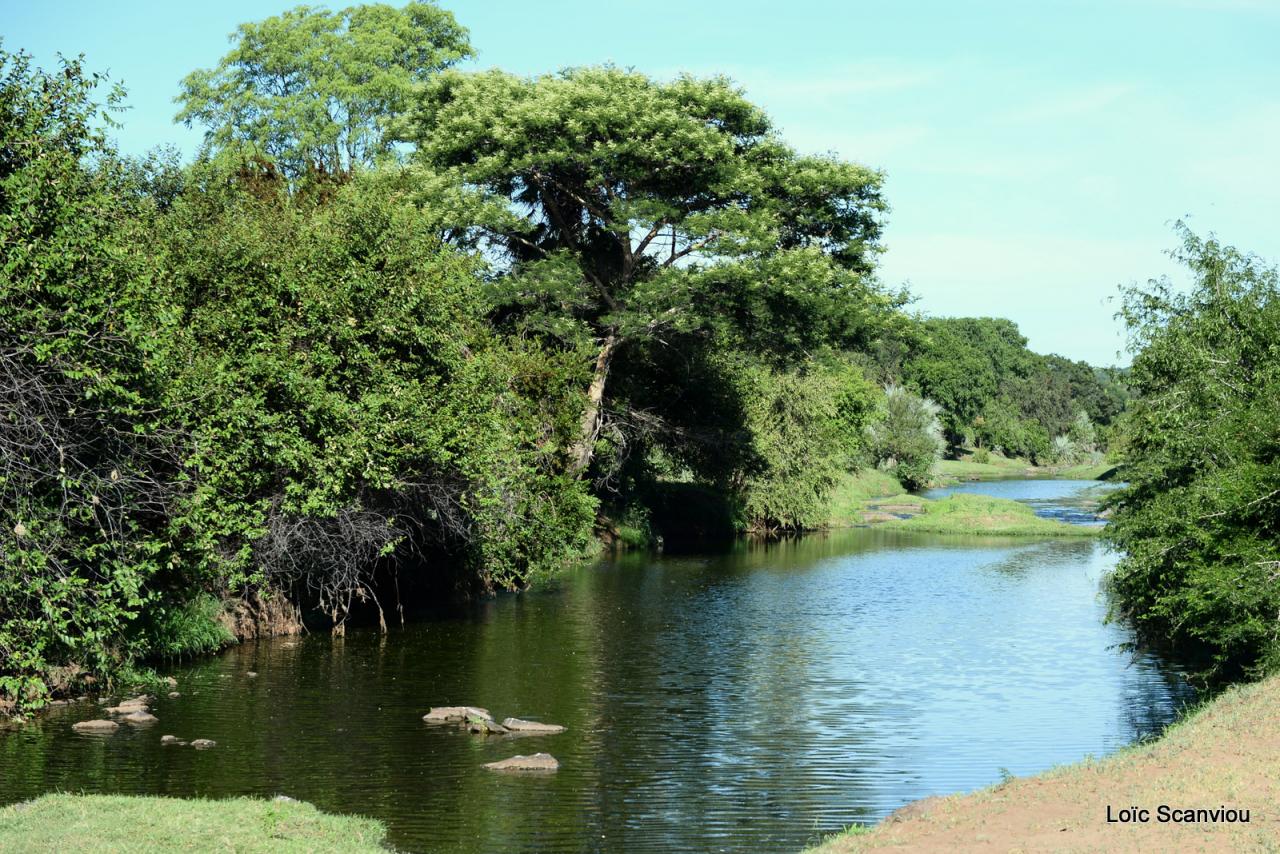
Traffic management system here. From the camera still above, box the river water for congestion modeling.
[0,480,1193,853]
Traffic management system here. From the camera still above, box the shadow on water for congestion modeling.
[1,484,1194,853]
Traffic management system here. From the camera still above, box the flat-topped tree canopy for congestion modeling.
[406,66,892,473]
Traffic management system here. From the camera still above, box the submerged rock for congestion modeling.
[72,720,118,733]
[501,718,566,735]
[422,705,491,724]
[190,739,217,749]
[160,735,187,746]
[483,753,559,772]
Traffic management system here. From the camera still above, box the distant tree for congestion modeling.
[406,66,893,476]
[867,385,944,490]
[175,2,471,179]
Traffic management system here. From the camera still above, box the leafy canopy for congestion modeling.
[176,2,471,179]
[407,65,890,354]
[406,65,894,476]
[1106,225,1280,684]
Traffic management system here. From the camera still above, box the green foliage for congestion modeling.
[0,48,178,708]
[734,359,879,531]
[154,167,595,607]
[900,316,1126,458]
[407,65,897,475]
[1106,226,1280,683]
[134,594,234,660]
[176,2,472,179]
[867,385,944,490]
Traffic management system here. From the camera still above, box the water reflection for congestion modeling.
[1,513,1192,853]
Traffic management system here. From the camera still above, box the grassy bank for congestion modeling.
[884,493,1099,537]
[808,674,1280,853]
[935,455,1116,483]
[825,470,1096,537]
[0,794,388,853]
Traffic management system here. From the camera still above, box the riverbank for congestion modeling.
[0,794,387,853]
[809,673,1280,853]
[935,454,1116,483]
[825,469,1099,537]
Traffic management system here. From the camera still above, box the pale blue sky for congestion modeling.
[5,0,1278,365]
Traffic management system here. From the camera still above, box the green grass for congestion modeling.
[1052,461,1117,480]
[824,468,1097,537]
[935,454,1036,481]
[0,794,388,853]
[884,493,1099,537]
[823,469,907,525]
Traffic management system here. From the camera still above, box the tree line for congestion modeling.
[2,2,1142,710]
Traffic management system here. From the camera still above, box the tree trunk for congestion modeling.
[567,333,618,475]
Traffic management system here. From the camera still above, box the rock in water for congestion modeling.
[122,710,159,725]
[422,705,491,723]
[483,753,559,772]
[190,739,217,749]
[105,701,149,715]
[160,735,187,746]
[72,720,118,733]
[466,715,509,735]
[501,718,566,735]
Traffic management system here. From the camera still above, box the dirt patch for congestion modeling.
[812,676,1280,853]
[219,589,303,640]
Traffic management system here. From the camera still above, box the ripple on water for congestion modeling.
[2,487,1192,853]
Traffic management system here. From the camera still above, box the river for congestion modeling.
[0,479,1193,852]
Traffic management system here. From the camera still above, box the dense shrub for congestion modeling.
[1106,227,1280,683]
[154,168,596,616]
[867,385,944,490]
[734,359,879,532]
[0,49,176,705]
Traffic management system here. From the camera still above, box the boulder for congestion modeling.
[246,671,258,678]
[483,753,559,772]
[122,710,159,725]
[106,702,149,715]
[501,718,566,735]
[190,739,217,749]
[160,735,187,746]
[422,705,491,724]
[72,719,118,733]
[163,676,178,689]
[167,692,181,699]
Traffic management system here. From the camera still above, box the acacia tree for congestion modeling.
[176,2,471,179]
[406,66,890,475]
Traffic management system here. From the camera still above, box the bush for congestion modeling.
[1106,226,1280,684]
[734,359,879,531]
[0,49,177,707]
[867,384,944,490]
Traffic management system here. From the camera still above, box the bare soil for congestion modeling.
[811,676,1280,853]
